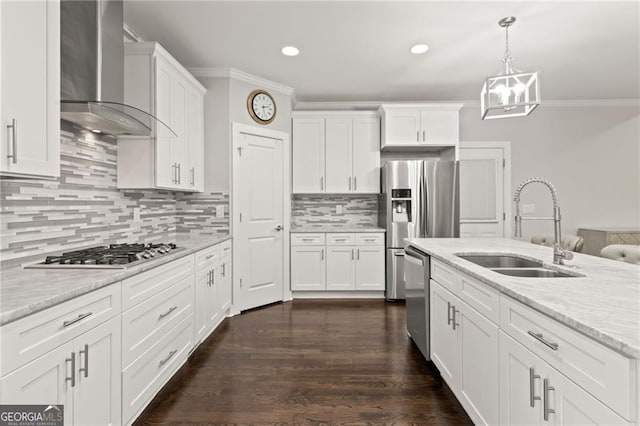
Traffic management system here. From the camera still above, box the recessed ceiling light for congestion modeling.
[281,46,300,57]
[410,44,429,55]
[91,129,102,134]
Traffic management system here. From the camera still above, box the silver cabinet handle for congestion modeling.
[302,238,313,242]
[177,163,181,185]
[416,130,419,142]
[207,270,212,286]
[320,176,324,191]
[357,249,360,260]
[79,344,89,378]
[158,306,177,320]
[348,177,351,190]
[63,312,93,327]
[527,331,559,351]
[222,263,226,277]
[211,269,215,286]
[66,352,76,387]
[543,378,555,421]
[351,249,354,260]
[452,308,460,330]
[335,238,347,242]
[321,248,324,261]
[274,225,284,231]
[447,302,453,325]
[354,176,357,190]
[159,349,178,367]
[529,367,540,407]
[205,253,216,260]
[423,130,426,142]
[171,164,176,184]
[190,167,195,186]
[7,119,17,164]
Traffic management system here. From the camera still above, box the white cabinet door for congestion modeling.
[218,254,232,315]
[291,246,325,291]
[324,118,352,193]
[171,73,189,189]
[0,341,73,411]
[383,109,421,146]
[352,117,380,193]
[458,299,499,425]
[430,280,460,387]
[194,264,211,343]
[154,54,174,189]
[354,246,384,290]
[499,331,545,426]
[292,118,325,193]
[0,0,59,178]
[420,110,459,145]
[546,364,629,426]
[73,317,121,426]
[326,246,356,291]
[186,86,204,191]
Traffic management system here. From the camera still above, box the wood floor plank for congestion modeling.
[135,299,472,425]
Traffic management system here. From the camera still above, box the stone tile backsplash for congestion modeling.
[0,122,228,265]
[291,194,379,227]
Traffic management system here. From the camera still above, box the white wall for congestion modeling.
[199,76,294,193]
[459,105,640,241]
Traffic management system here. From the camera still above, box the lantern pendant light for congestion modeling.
[481,17,540,120]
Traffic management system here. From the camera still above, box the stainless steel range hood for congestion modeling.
[60,0,173,137]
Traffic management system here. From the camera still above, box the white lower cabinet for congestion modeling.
[500,331,628,425]
[0,315,121,426]
[429,257,636,426]
[291,232,385,293]
[430,280,499,425]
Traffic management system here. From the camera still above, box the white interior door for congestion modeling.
[235,129,285,311]
[459,142,511,237]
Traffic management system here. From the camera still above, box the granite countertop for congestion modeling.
[406,237,640,359]
[0,234,231,326]
[290,224,385,233]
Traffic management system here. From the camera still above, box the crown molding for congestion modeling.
[461,99,640,108]
[123,23,144,43]
[188,67,295,96]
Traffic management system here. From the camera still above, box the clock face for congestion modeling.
[248,90,276,124]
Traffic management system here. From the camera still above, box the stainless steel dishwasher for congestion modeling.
[405,245,430,360]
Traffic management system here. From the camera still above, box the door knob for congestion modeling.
[274,225,284,231]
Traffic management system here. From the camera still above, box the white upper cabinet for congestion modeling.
[292,118,325,193]
[292,112,380,194]
[118,42,206,192]
[0,0,60,178]
[379,104,462,150]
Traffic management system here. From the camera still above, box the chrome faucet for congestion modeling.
[513,178,573,265]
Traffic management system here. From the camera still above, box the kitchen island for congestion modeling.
[406,237,639,425]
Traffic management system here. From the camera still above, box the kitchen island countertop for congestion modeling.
[0,234,231,326]
[406,237,640,359]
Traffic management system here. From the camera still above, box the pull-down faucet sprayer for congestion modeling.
[513,178,573,265]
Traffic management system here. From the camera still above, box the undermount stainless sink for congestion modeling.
[456,254,579,278]
[457,254,543,269]
[492,268,577,278]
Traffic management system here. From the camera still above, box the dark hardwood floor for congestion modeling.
[135,300,473,425]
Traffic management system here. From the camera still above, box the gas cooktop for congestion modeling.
[25,243,182,269]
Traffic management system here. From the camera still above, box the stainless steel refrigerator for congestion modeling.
[379,160,459,301]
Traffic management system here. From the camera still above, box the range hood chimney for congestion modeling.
[60,0,173,136]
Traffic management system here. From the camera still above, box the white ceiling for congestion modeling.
[123,1,640,102]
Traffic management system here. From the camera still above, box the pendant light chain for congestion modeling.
[503,24,513,73]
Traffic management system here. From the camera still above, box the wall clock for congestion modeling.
[247,89,276,125]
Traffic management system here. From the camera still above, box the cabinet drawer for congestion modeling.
[291,233,325,246]
[355,233,384,245]
[195,245,220,270]
[122,256,194,310]
[122,314,194,425]
[457,271,499,324]
[220,239,232,257]
[0,283,121,376]
[500,295,635,420]
[326,233,355,245]
[122,275,193,368]
[431,259,459,291]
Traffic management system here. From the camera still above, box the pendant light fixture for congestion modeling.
[481,17,540,120]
